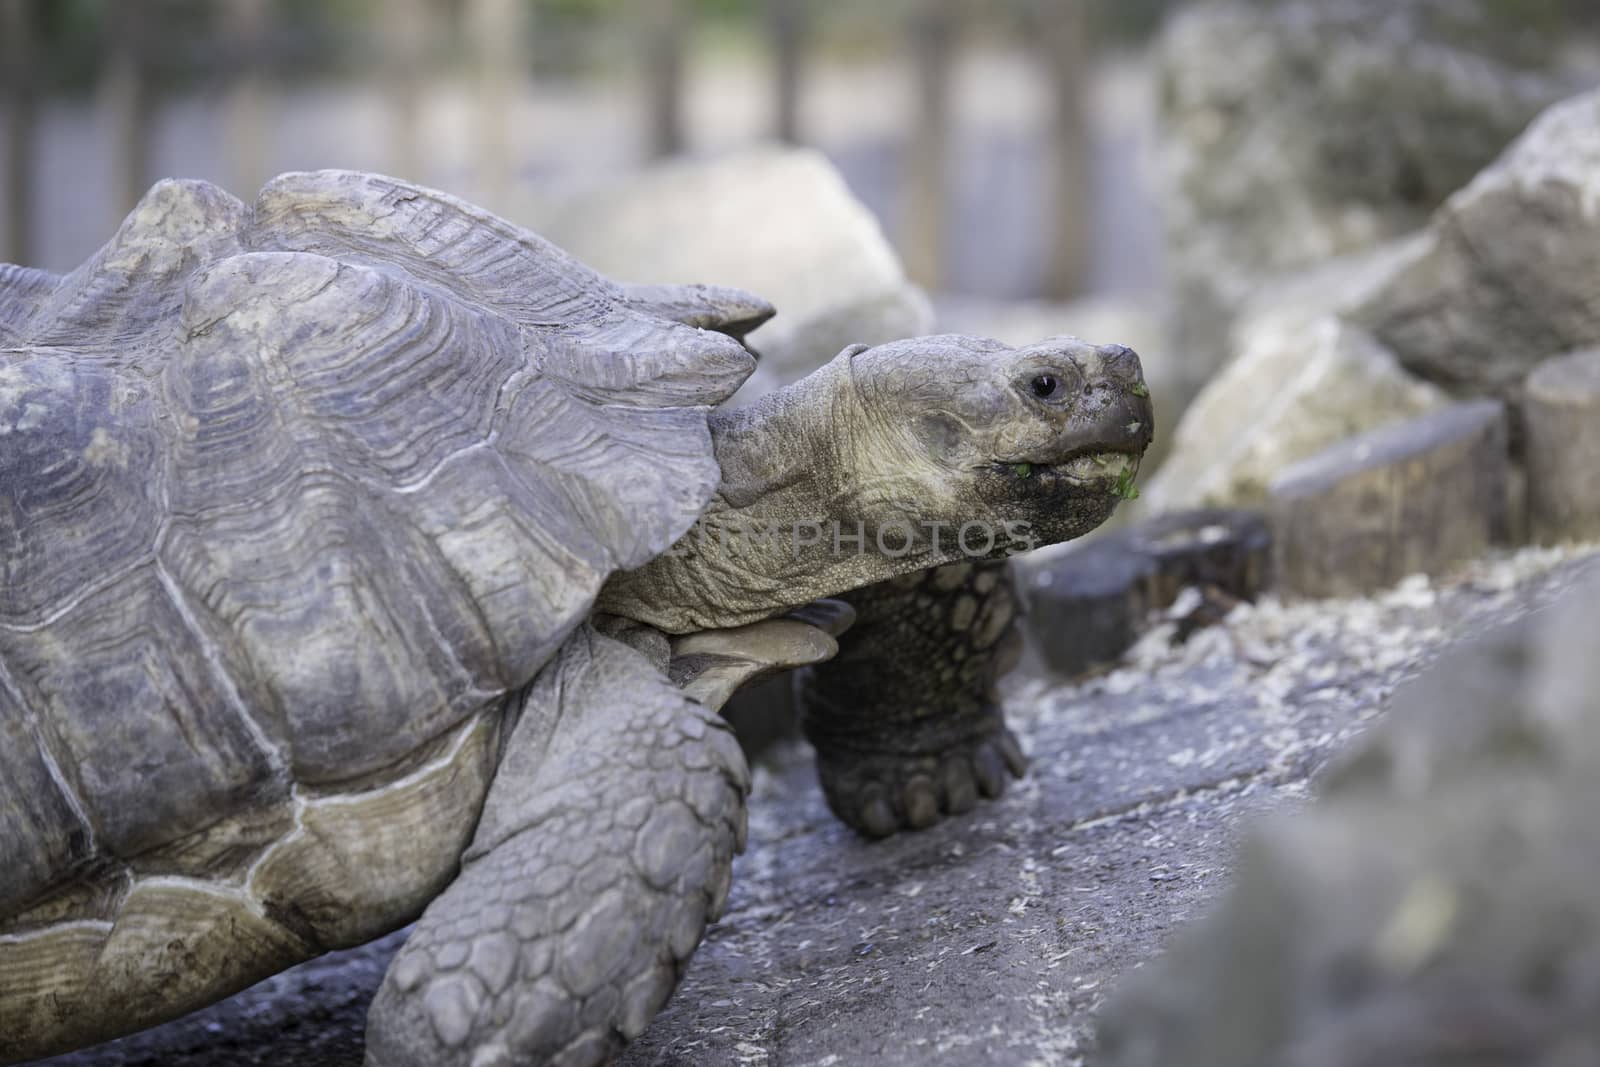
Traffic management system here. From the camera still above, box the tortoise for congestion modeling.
[0,170,1153,1066]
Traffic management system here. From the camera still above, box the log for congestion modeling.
[1269,400,1510,598]
[1023,508,1272,677]
[1523,348,1600,545]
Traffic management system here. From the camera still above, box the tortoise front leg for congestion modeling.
[799,559,1028,837]
[363,627,749,1067]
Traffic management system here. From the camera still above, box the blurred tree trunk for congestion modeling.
[767,0,808,144]
[384,0,434,182]
[2,0,37,265]
[642,0,687,159]
[226,0,274,197]
[468,0,526,210]
[905,0,958,291]
[1040,0,1091,299]
[101,1,153,223]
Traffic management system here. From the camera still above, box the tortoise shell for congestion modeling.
[0,171,763,918]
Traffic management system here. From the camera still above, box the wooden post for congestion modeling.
[905,0,957,292]
[2,0,37,265]
[1269,401,1511,598]
[1024,509,1272,678]
[767,0,807,144]
[384,0,431,181]
[1523,349,1600,544]
[467,0,525,209]
[225,0,274,197]
[1039,0,1091,299]
[101,1,153,222]
[642,0,687,159]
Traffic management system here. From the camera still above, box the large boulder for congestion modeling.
[1138,242,1450,513]
[1354,88,1600,407]
[1097,564,1600,1067]
[515,146,932,401]
[1161,0,1579,380]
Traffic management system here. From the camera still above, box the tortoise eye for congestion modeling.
[1030,373,1061,400]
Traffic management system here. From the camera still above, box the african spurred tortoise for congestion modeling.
[0,171,1152,1066]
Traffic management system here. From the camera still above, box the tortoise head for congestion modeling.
[598,332,1154,633]
[832,334,1155,554]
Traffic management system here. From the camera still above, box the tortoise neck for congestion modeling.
[595,353,942,633]
[706,359,849,525]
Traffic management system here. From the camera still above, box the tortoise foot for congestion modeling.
[811,712,1028,838]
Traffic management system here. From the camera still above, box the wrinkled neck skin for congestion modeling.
[596,353,985,634]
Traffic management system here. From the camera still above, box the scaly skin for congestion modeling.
[364,627,749,1067]
[800,559,1027,836]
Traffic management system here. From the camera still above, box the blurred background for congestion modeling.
[3,0,1600,464]
[0,1,1168,297]
[9,9,1600,1062]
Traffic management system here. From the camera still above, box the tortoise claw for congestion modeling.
[973,744,1010,798]
[859,792,898,838]
[903,776,941,829]
[996,729,1029,777]
[813,718,1029,838]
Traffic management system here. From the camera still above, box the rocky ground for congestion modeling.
[34,542,1597,1067]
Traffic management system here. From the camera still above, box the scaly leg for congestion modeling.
[364,627,748,1067]
[799,559,1027,837]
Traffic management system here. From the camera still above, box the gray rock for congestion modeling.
[1161,0,1578,378]
[1097,562,1600,1067]
[1357,89,1600,408]
[515,146,933,400]
[1139,251,1450,514]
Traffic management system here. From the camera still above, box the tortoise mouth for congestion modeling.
[993,446,1141,487]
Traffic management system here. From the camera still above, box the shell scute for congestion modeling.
[0,565,285,871]
[0,354,162,627]
[250,171,616,329]
[0,265,60,344]
[0,673,93,914]
[26,179,249,363]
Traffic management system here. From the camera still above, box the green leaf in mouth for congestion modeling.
[1113,465,1141,500]
[1129,381,1150,399]
[1011,462,1033,478]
